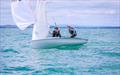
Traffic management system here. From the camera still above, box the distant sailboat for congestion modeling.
[11,0,88,49]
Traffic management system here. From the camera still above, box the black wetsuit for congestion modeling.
[52,30,61,37]
[69,28,77,38]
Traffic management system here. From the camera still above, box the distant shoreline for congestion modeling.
[0,25,120,29]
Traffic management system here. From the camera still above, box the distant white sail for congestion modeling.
[11,0,35,30]
[32,0,49,40]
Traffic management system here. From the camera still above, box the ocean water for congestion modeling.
[0,28,120,75]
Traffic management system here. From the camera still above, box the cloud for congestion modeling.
[47,0,119,14]
[46,0,120,26]
[0,0,120,26]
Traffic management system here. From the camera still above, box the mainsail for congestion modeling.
[32,0,49,40]
[11,0,35,30]
[11,0,49,40]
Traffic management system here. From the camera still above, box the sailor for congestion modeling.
[52,27,61,37]
[67,26,77,38]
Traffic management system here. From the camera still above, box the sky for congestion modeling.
[0,0,120,27]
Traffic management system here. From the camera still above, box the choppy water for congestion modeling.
[0,28,120,75]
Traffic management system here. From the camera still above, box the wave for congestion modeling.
[3,66,34,71]
[32,67,75,75]
[0,49,19,54]
[100,51,120,57]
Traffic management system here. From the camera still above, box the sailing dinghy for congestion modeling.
[11,0,88,49]
[32,38,88,49]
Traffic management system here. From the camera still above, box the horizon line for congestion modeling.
[0,25,120,29]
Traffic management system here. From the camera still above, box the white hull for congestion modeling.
[31,38,88,49]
